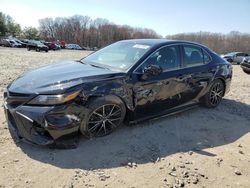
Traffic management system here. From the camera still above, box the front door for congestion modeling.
[132,45,190,118]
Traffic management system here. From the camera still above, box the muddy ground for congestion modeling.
[0,47,249,188]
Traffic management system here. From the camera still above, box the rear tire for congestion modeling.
[202,79,225,108]
[243,69,250,74]
[80,96,126,138]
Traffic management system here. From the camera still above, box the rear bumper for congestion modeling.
[3,101,83,146]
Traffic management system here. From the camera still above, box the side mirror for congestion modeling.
[142,64,162,79]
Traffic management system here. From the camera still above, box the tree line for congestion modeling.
[38,15,161,48]
[0,12,39,39]
[1,11,250,53]
[167,31,250,54]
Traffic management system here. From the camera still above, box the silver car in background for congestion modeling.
[222,52,249,64]
[241,56,250,74]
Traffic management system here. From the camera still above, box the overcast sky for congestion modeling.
[0,0,250,36]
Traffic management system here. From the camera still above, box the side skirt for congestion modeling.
[128,101,199,125]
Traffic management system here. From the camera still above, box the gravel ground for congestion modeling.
[0,47,250,188]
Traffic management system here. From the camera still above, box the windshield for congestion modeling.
[82,41,152,70]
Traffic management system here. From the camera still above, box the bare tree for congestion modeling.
[38,15,161,48]
[167,31,250,54]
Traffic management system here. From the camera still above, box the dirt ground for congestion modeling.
[0,47,249,188]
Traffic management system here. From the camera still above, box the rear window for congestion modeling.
[183,45,211,67]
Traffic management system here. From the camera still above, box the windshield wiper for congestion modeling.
[89,63,110,70]
[77,60,86,64]
[78,60,110,70]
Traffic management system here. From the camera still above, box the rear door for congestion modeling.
[180,44,213,102]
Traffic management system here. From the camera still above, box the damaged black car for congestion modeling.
[3,39,232,147]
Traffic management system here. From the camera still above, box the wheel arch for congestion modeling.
[86,94,128,114]
[80,94,127,137]
[213,76,226,96]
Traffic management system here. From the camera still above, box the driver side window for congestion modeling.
[138,45,181,72]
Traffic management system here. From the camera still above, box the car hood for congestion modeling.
[8,60,124,94]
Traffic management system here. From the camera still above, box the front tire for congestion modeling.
[80,96,126,138]
[202,79,225,108]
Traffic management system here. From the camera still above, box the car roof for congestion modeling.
[226,52,245,54]
[119,39,208,48]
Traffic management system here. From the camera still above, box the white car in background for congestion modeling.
[65,43,82,50]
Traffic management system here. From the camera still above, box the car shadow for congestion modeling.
[16,98,250,170]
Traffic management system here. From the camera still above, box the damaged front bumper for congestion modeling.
[3,91,85,147]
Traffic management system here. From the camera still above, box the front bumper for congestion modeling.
[241,62,250,71]
[3,91,85,147]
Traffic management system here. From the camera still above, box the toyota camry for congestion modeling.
[3,39,232,147]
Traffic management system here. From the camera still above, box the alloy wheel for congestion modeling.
[87,104,122,137]
[210,82,224,106]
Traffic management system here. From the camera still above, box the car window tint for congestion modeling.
[183,45,205,67]
[140,45,181,72]
[203,50,211,63]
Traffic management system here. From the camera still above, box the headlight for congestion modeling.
[28,90,81,105]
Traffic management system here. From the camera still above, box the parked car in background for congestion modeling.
[241,56,250,74]
[55,40,66,49]
[0,38,9,47]
[0,39,22,48]
[66,43,82,50]
[43,42,61,51]
[92,47,99,51]
[3,39,232,147]
[27,40,49,52]
[221,52,249,64]
[20,39,30,44]
[13,38,27,48]
[9,39,22,48]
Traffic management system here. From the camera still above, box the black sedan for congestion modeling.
[27,40,49,52]
[3,39,232,147]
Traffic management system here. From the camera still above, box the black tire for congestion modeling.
[202,79,225,108]
[27,47,30,51]
[80,96,126,138]
[243,69,250,74]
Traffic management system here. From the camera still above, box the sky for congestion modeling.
[0,0,250,36]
